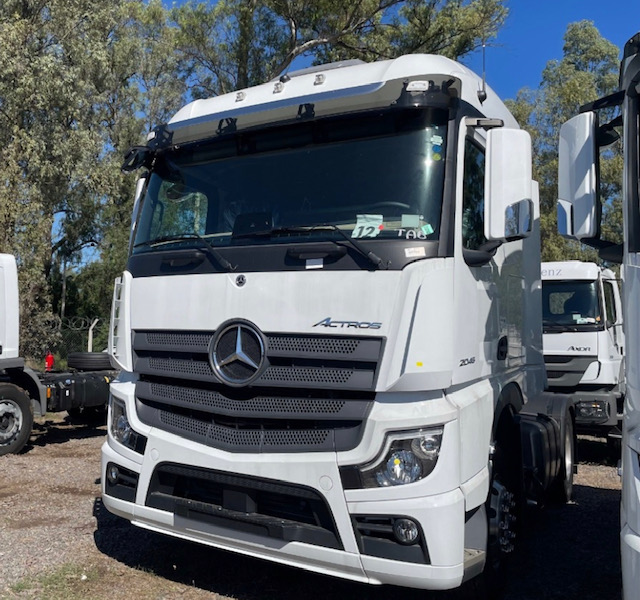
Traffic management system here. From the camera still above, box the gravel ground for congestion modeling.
[0,416,623,600]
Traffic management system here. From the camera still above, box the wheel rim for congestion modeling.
[0,399,22,444]
[489,479,517,554]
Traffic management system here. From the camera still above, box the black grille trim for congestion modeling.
[136,395,369,453]
[147,463,342,550]
[132,330,384,391]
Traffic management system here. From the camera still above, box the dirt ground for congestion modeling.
[0,415,623,600]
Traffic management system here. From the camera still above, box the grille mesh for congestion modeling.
[146,332,212,347]
[261,367,353,384]
[268,336,360,354]
[149,382,346,415]
[158,410,331,449]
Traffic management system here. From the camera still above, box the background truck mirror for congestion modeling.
[557,111,600,240]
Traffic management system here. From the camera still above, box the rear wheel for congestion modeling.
[549,414,574,504]
[0,383,33,455]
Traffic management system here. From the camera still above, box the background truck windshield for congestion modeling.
[132,108,447,252]
[542,280,601,327]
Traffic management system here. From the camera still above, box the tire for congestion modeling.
[549,414,575,504]
[67,352,112,371]
[0,383,33,456]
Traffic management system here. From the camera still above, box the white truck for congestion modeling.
[0,253,114,456]
[102,54,575,594]
[541,260,624,449]
[556,31,640,600]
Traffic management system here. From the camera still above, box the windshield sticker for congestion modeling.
[401,214,421,228]
[353,214,384,238]
[405,247,426,258]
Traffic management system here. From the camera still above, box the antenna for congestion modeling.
[477,41,487,104]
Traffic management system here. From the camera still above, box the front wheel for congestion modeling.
[0,383,33,455]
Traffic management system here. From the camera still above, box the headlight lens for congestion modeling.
[359,428,444,488]
[110,398,143,452]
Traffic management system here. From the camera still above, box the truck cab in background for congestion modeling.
[556,31,640,600]
[541,261,624,448]
[0,253,115,456]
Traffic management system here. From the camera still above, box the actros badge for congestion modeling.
[313,317,382,329]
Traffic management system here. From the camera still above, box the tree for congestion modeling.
[0,0,148,356]
[505,21,622,263]
[172,0,508,97]
[1,0,510,359]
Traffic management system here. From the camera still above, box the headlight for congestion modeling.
[110,398,145,453]
[357,428,444,488]
[575,400,608,420]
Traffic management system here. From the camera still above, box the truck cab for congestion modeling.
[541,261,624,444]
[102,53,573,593]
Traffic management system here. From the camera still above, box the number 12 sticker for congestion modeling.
[352,214,384,238]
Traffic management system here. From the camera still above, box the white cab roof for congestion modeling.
[168,54,518,131]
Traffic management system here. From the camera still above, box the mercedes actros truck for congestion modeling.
[102,54,574,593]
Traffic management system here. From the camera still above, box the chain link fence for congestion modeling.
[43,316,110,365]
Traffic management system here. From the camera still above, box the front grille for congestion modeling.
[544,354,597,390]
[133,330,383,390]
[147,463,342,550]
[133,329,381,453]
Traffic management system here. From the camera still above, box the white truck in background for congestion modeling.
[541,261,624,450]
[102,54,575,594]
[556,31,640,600]
[0,253,114,456]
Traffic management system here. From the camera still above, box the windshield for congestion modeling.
[542,280,601,328]
[132,108,448,254]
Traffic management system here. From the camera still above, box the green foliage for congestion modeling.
[171,0,508,95]
[506,21,622,264]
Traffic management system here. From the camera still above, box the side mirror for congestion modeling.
[485,128,534,241]
[557,112,599,240]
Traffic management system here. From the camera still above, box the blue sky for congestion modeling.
[464,1,640,100]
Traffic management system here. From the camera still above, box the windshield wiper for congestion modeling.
[242,224,390,270]
[134,233,236,271]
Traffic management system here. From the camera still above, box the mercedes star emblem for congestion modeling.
[210,321,266,386]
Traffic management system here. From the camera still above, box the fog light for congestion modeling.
[393,518,420,545]
[107,464,120,485]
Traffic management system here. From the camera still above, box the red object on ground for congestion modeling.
[45,352,54,372]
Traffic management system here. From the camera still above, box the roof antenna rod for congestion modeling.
[477,40,487,104]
